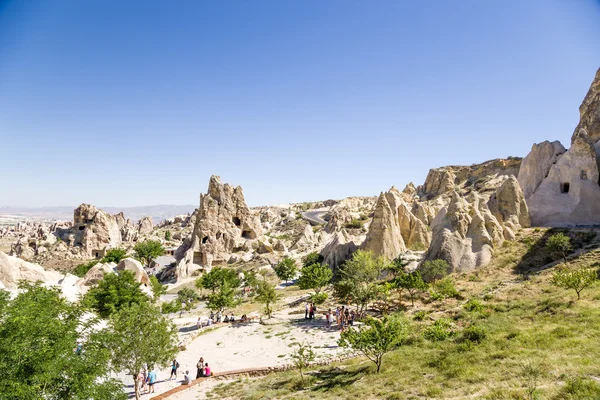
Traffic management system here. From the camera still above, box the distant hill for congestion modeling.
[0,205,196,223]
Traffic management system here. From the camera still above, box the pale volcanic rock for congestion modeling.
[79,262,115,286]
[320,230,357,270]
[362,192,406,259]
[137,216,154,235]
[488,175,531,230]
[116,258,151,286]
[517,141,566,199]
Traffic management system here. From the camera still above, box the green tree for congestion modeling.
[546,233,573,264]
[396,271,428,306]
[0,283,125,399]
[242,270,259,295]
[334,250,387,315]
[177,287,200,315]
[149,275,166,302]
[339,315,408,373]
[297,262,333,295]
[291,342,316,386]
[256,280,277,318]
[551,266,597,300]
[273,257,298,285]
[102,248,128,264]
[106,301,178,400]
[83,270,149,317]
[195,267,241,294]
[134,240,165,268]
[206,282,239,311]
[417,259,450,283]
[302,252,324,268]
[73,260,100,277]
[165,230,172,241]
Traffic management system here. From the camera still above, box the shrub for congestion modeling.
[302,252,324,268]
[164,230,171,241]
[464,298,485,312]
[161,299,181,314]
[418,259,450,283]
[73,260,99,277]
[430,277,460,300]
[423,319,454,341]
[555,376,600,399]
[102,248,127,264]
[461,325,487,343]
[413,310,428,321]
[345,219,364,229]
[310,292,328,304]
[551,266,597,300]
[546,232,572,264]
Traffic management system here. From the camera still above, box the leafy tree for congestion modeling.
[334,250,387,315]
[256,280,277,318]
[102,248,128,264]
[83,270,149,317]
[195,267,241,294]
[338,315,408,373]
[161,299,182,314]
[273,257,298,285]
[302,252,324,268]
[177,287,200,314]
[106,302,178,400]
[0,283,125,399]
[134,239,165,268]
[546,233,573,264]
[207,282,239,311]
[389,255,408,276]
[396,271,428,306]
[164,230,172,241]
[149,275,166,301]
[297,262,333,295]
[242,270,259,294]
[291,342,316,386]
[551,266,597,300]
[417,259,450,283]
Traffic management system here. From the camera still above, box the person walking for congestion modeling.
[170,359,180,380]
[305,302,310,319]
[146,367,157,394]
[196,357,205,379]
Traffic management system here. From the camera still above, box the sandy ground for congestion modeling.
[121,310,349,399]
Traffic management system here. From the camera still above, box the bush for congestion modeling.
[461,325,487,343]
[418,259,450,283]
[302,252,324,268]
[546,232,572,264]
[310,292,328,304]
[430,277,460,300]
[161,299,182,314]
[102,248,127,264]
[423,319,454,341]
[464,298,485,312]
[82,271,149,318]
[555,376,600,399]
[413,311,428,321]
[164,230,171,241]
[551,266,597,300]
[73,260,99,277]
[345,219,364,229]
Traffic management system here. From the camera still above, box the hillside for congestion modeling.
[198,228,600,399]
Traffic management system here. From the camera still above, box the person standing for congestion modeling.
[146,367,157,394]
[170,359,180,380]
[305,302,310,319]
[196,357,205,379]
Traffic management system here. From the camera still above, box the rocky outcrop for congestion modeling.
[324,197,376,233]
[79,262,115,286]
[423,191,505,272]
[523,68,600,226]
[488,175,531,231]
[421,158,522,199]
[320,230,357,270]
[175,176,263,278]
[116,258,151,286]
[290,225,317,252]
[517,141,566,198]
[137,216,153,235]
[362,193,406,259]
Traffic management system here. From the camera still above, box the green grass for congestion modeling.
[206,228,600,399]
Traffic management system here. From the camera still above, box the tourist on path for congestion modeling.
[196,357,205,378]
[170,359,180,380]
[182,370,192,385]
[146,368,157,394]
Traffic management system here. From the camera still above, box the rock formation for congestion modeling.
[116,258,151,286]
[320,230,358,270]
[362,192,406,259]
[175,176,263,278]
[520,68,600,226]
[488,175,531,232]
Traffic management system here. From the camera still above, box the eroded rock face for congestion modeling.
[78,262,115,286]
[524,68,600,227]
[517,141,566,198]
[320,230,357,270]
[362,192,406,259]
[423,192,505,272]
[68,204,123,258]
[175,176,263,277]
[137,216,154,235]
[116,258,151,286]
[488,175,531,231]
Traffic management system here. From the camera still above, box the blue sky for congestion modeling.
[1,1,599,208]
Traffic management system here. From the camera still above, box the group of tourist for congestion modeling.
[197,310,251,328]
[136,364,159,394]
[305,302,356,331]
[194,356,212,380]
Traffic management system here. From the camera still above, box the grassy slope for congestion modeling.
[206,228,600,400]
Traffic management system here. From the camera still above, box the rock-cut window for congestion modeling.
[581,170,587,180]
[560,182,570,194]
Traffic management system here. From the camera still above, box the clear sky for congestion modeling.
[1,1,600,208]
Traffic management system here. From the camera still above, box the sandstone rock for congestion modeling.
[517,141,566,198]
[0,251,65,290]
[402,182,417,198]
[488,175,531,230]
[116,258,151,286]
[362,192,406,259]
[79,262,114,286]
[290,224,317,252]
[175,176,263,277]
[573,68,600,144]
[320,230,357,270]
[68,204,122,258]
[137,216,153,235]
